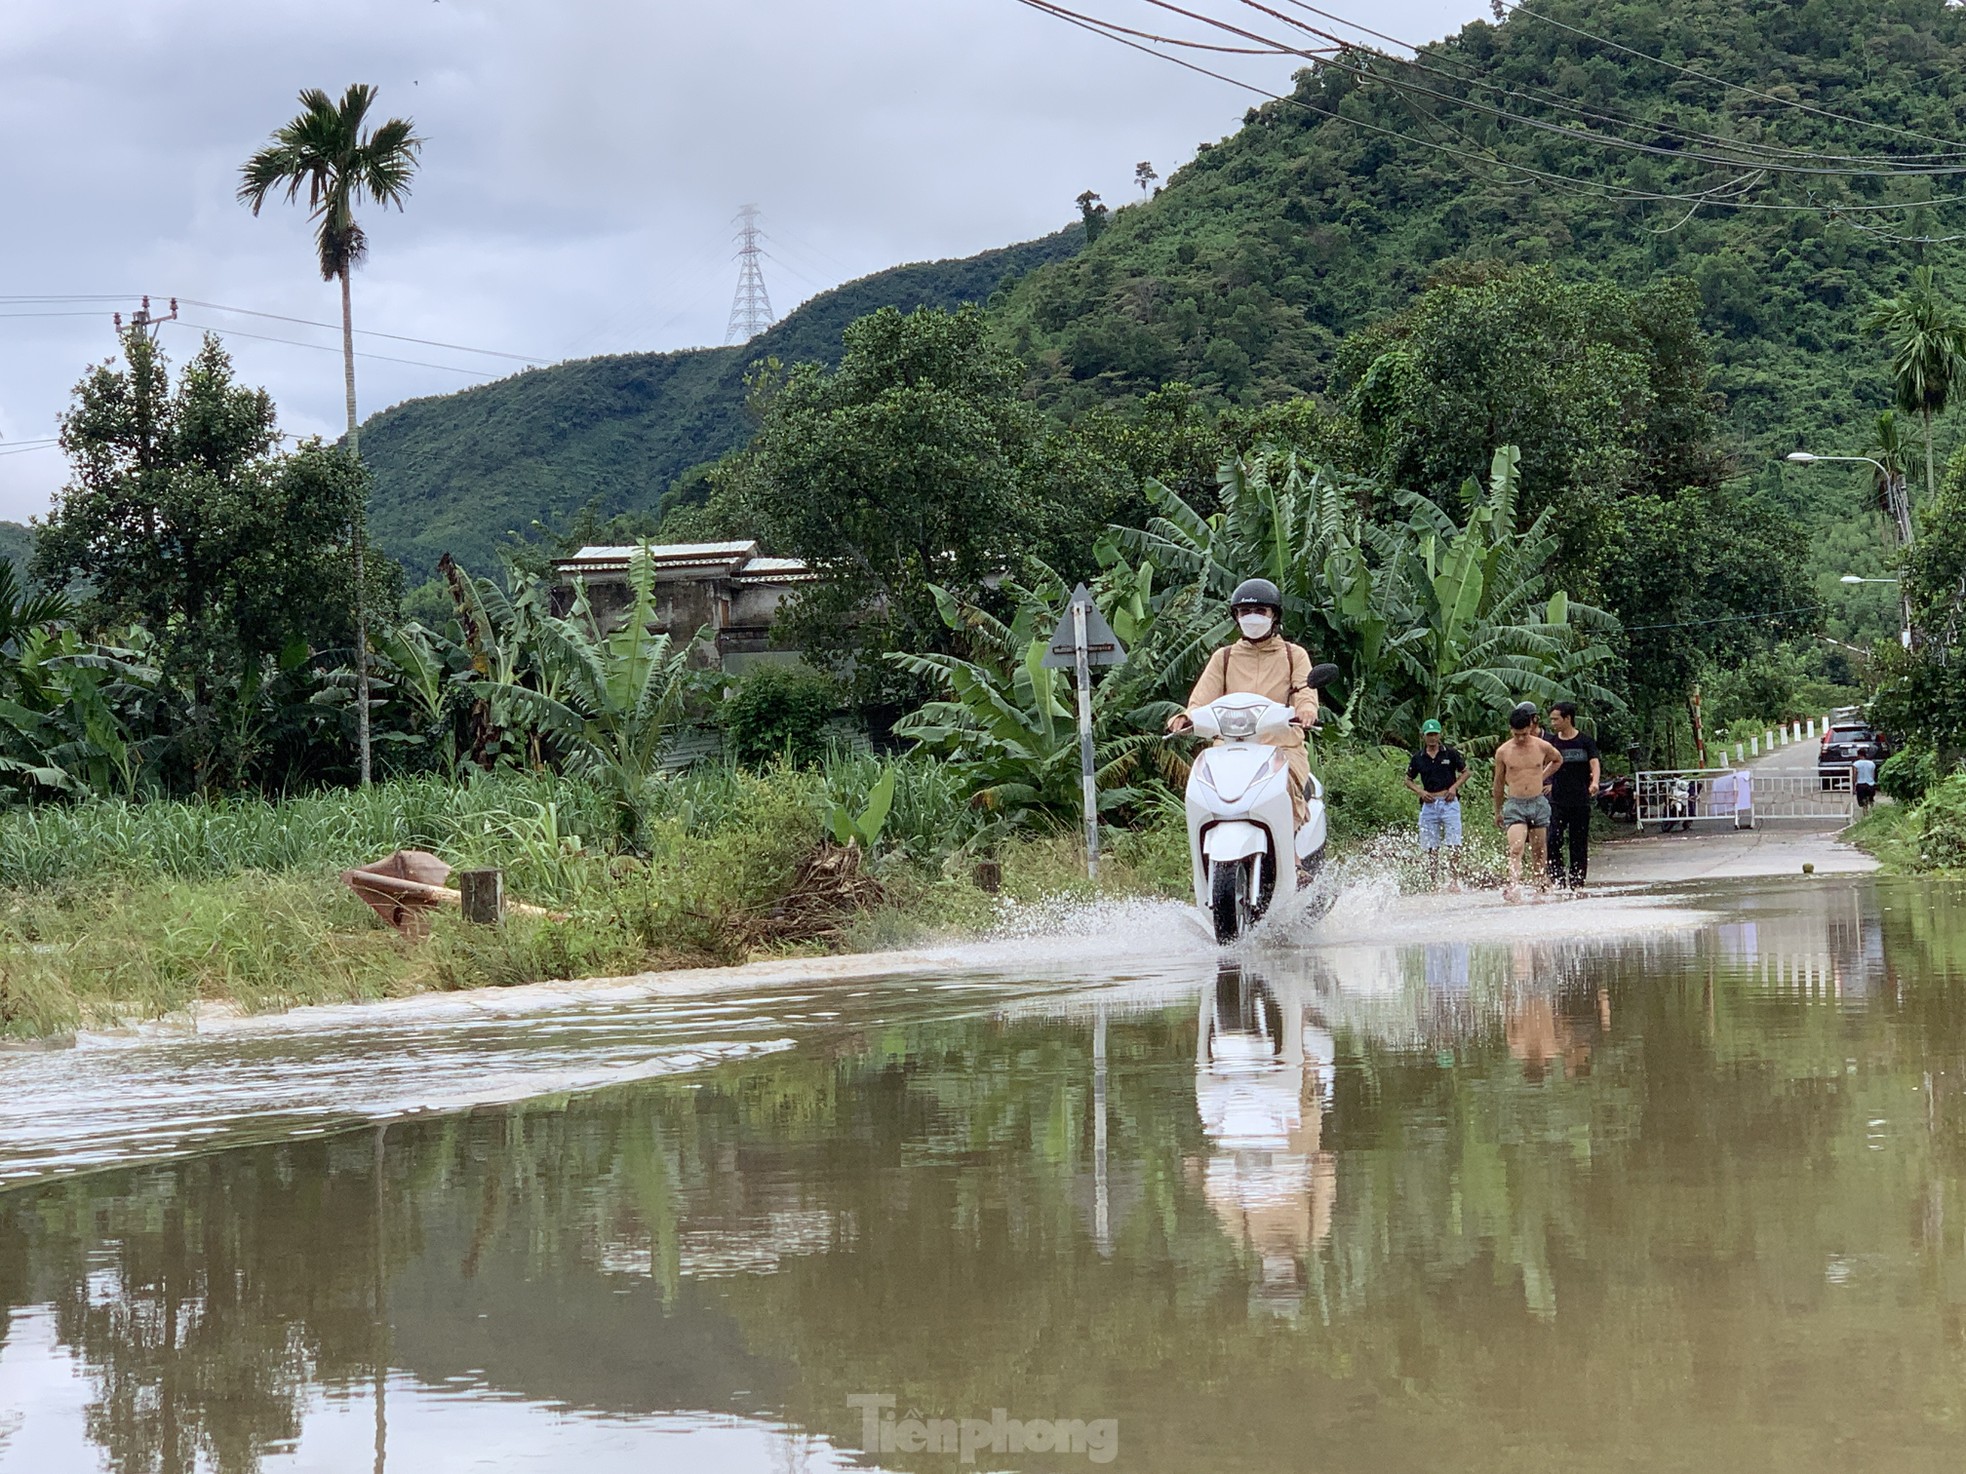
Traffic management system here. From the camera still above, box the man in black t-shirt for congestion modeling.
[1543,701,1601,888]
[1405,719,1467,889]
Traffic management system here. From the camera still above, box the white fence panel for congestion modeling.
[1635,768,1854,830]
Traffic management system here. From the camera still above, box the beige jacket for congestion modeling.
[1186,637,1320,752]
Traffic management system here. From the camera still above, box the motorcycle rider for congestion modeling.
[1166,579,1321,826]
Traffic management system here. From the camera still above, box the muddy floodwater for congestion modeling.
[7,877,1966,1472]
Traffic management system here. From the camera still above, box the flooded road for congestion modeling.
[5,877,1966,1471]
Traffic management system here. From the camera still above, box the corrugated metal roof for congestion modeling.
[558,540,758,565]
[553,542,814,583]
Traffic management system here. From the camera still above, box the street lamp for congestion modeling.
[1785,450,1914,546]
[1835,573,1912,648]
[1789,448,1917,647]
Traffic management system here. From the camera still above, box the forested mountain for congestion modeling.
[987,0,1966,639]
[1000,0,1960,433]
[358,229,1082,575]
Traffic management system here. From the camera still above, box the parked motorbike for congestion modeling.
[1181,663,1341,945]
[1594,774,1637,824]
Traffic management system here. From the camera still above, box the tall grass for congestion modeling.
[0,761,976,893]
[0,774,614,889]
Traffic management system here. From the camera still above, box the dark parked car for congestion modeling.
[1819,721,1889,789]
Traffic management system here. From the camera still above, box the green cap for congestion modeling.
[1420,719,1443,736]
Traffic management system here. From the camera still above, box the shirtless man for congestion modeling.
[1491,703,1564,902]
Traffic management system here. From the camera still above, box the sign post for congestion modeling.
[1042,583,1127,882]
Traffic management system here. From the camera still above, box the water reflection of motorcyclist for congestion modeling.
[1192,969,1337,1316]
[1164,578,1321,826]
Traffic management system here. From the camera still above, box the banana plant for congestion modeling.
[471,545,710,844]
[888,572,1173,829]
[1385,447,1621,736]
[1118,447,1423,727]
[1118,442,1622,742]
[825,764,895,849]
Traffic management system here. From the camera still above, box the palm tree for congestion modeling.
[237,85,421,786]
[1867,409,1915,546]
[1866,266,1966,518]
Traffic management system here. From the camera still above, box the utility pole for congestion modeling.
[113,296,178,341]
[1042,583,1127,881]
[724,205,776,344]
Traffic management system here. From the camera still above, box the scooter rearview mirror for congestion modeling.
[1306,663,1342,690]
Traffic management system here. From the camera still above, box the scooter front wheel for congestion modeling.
[1210,859,1253,945]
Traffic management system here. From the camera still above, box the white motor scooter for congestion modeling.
[1182,663,1339,945]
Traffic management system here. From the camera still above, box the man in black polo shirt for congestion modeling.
[1405,718,1467,889]
[1544,701,1601,888]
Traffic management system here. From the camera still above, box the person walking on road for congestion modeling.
[1405,719,1467,890]
[1852,750,1879,810]
[1493,704,1563,903]
[1543,701,1601,888]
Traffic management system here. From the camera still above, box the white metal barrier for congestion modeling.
[1752,770,1855,821]
[1635,768,1747,830]
[1635,768,1854,830]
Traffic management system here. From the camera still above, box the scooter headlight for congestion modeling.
[1218,709,1258,739]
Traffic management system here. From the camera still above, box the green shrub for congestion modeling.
[722,665,840,767]
[1319,743,1419,843]
[1880,745,1936,804]
[1917,774,1966,871]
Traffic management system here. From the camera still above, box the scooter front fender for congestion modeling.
[1202,821,1269,863]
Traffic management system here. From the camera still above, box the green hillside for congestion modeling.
[359,228,1082,574]
[989,0,1966,638]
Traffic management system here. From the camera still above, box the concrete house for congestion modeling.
[549,541,816,673]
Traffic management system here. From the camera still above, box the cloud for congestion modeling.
[0,0,1481,521]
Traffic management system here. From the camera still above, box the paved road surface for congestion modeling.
[1593,823,1877,883]
[1593,722,1879,883]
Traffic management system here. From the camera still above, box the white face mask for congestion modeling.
[1237,612,1275,640]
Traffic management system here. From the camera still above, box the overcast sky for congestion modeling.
[0,0,1481,522]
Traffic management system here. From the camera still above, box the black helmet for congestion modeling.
[1230,577,1282,612]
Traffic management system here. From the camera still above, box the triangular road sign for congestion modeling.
[1041,583,1128,668]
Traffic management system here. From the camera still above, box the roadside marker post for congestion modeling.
[1043,584,1127,881]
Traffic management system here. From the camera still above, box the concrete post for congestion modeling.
[459,868,503,925]
[1750,736,1759,757]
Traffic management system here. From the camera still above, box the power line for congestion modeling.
[1010,0,1756,211]
[1012,0,1966,226]
[3,292,554,365]
[1023,0,1301,52]
[167,319,508,379]
[1157,0,1966,177]
[175,299,548,364]
[1623,605,1821,633]
[1264,0,1966,168]
[1503,0,1966,155]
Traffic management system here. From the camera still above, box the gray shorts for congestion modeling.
[1500,794,1551,831]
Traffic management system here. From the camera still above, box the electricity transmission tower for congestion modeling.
[724,205,776,344]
